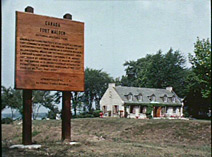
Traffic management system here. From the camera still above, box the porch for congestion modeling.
[126,104,183,119]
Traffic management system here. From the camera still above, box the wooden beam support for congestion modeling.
[62,91,71,142]
[22,89,32,145]
[22,6,34,145]
[61,13,73,143]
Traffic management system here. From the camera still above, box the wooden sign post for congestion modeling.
[62,91,71,142]
[22,6,33,145]
[15,6,84,145]
[62,14,72,142]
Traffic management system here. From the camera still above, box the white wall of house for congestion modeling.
[181,103,184,117]
[100,83,124,117]
[127,106,147,119]
[126,106,182,119]
[165,106,182,117]
[128,106,139,118]
[166,107,173,115]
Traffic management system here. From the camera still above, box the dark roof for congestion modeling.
[114,86,182,105]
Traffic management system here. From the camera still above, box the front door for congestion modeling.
[156,107,161,117]
[154,107,161,117]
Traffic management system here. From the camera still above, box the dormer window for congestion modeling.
[172,96,176,103]
[128,93,133,101]
[164,95,168,102]
[137,93,142,101]
[152,95,156,101]
[149,94,156,102]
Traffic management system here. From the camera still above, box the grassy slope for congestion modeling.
[2,118,211,157]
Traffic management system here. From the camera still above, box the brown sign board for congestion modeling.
[15,11,84,91]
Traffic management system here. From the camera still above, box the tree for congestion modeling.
[54,68,113,113]
[183,69,211,118]
[38,91,59,119]
[84,68,113,111]
[1,86,9,111]
[1,86,60,119]
[54,91,83,116]
[32,90,56,120]
[72,92,84,116]
[1,86,22,119]
[122,48,188,97]
[188,37,211,98]
[184,38,211,118]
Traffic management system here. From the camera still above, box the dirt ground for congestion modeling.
[2,118,211,157]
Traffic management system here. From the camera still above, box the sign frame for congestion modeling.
[15,11,85,92]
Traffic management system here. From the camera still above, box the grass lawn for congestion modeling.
[2,118,211,157]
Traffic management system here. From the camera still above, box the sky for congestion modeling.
[1,0,211,113]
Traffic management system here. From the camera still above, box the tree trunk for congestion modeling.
[95,99,100,110]
[73,102,77,116]
[11,108,14,120]
[88,102,92,112]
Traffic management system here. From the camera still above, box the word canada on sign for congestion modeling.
[15,11,84,91]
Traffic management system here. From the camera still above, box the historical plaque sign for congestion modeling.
[15,11,84,91]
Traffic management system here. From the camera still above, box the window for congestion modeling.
[138,94,142,101]
[161,107,166,115]
[166,107,169,113]
[140,106,144,113]
[172,96,176,103]
[149,95,156,101]
[140,106,146,113]
[149,95,156,102]
[173,107,177,113]
[128,93,133,101]
[113,105,119,114]
[164,95,168,102]
[130,106,136,114]
[103,106,107,113]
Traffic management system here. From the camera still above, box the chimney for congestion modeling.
[108,83,115,88]
[166,87,173,92]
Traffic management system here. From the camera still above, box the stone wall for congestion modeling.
[100,84,124,117]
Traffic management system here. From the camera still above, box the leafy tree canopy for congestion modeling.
[84,68,114,111]
[122,48,188,97]
[189,37,211,98]
[1,86,22,118]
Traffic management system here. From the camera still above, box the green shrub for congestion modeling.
[72,110,102,119]
[81,114,94,118]
[1,117,13,124]
[72,113,95,118]
[93,110,102,117]
[183,110,190,118]
[146,115,153,119]
[146,105,153,119]
[146,105,153,115]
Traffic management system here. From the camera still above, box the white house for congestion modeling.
[100,83,184,119]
